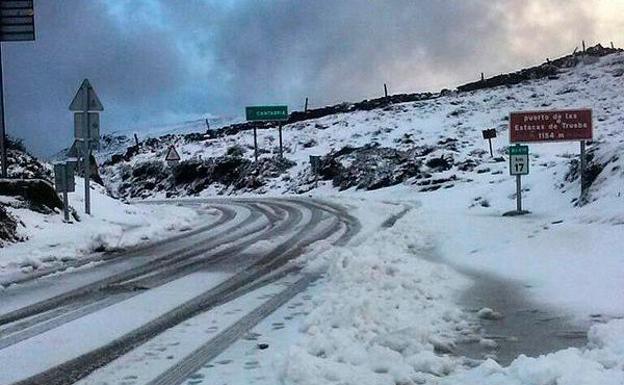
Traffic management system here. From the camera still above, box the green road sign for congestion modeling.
[509,145,528,156]
[246,105,288,122]
[509,145,529,175]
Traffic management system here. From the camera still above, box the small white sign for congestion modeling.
[74,112,100,140]
[69,79,104,112]
[510,154,529,175]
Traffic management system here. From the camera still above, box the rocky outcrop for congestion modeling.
[0,179,63,213]
[0,204,21,247]
[457,44,621,93]
[112,155,296,199]
[315,144,460,191]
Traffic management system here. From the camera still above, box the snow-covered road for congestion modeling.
[0,198,361,385]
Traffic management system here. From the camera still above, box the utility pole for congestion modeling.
[304,97,308,113]
[0,1,36,178]
[384,83,388,98]
[0,43,7,178]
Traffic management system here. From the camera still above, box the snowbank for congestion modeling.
[0,177,200,281]
[280,211,473,384]
[444,319,624,385]
[278,202,624,384]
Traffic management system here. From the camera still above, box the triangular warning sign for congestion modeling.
[69,79,104,111]
[165,146,181,161]
[67,140,82,158]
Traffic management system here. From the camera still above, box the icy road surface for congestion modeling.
[0,198,360,385]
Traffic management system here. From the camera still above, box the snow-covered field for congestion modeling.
[0,178,201,283]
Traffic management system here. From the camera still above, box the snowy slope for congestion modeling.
[109,115,242,139]
[101,51,624,202]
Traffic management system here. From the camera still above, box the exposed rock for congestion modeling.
[0,179,63,214]
[113,155,296,199]
[477,307,504,320]
[0,204,22,246]
[457,44,621,93]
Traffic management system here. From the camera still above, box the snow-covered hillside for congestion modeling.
[102,48,624,205]
[51,116,241,165]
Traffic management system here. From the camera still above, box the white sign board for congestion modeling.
[74,112,100,140]
[54,163,75,193]
[69,79,104,112]
[510,154,529,175]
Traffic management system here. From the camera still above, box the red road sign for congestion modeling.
[510,109,592,143]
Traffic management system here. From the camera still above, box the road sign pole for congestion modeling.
[253,126,258,164]
[278,122,283,158]
[488,138,493,157]
[63,190,69,222]
[83,108,91,215]
[580,140,586,197]
[63,164,70,221]
[0,43,6,178]
[516,174,522,212]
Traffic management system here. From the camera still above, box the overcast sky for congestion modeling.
[3,0,623,156]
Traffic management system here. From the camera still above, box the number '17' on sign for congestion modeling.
[509,145,529,175]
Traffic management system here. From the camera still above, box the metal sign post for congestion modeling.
[278,122,283,158]
[580,140,587,196]
[245,105,288,164]
[253,127,258,163]
[54,162,75,222]
[310,155,320,188]
[0,0,36,178]
[69,79,103,215]
[504,144,530,216]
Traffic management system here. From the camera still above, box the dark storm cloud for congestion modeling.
[1,0,605,155]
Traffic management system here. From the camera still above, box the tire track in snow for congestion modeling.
[0,201,271,339]
[7,198,358,385]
